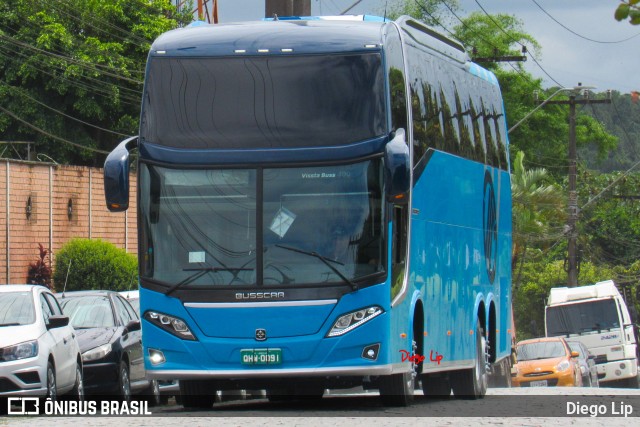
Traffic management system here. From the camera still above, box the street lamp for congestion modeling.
[508,85,595,134]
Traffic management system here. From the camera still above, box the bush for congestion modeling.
[53,238,137,292]
[27,243,52,289]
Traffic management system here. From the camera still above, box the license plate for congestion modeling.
[241,348,282,365]
[529,380,548,387]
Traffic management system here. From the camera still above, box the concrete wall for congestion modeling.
[0,160,137,286]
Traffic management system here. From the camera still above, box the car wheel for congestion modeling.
[142,379,161,407]
[118,361,132,403]
[69,362,84,401]
[45,361,57,402]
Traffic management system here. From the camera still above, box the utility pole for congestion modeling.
[545,86,611,287]
[265,0,311,18]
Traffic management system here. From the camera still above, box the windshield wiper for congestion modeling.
[0,322,21,327]
[164,266,253,296]
[275,244,357,291]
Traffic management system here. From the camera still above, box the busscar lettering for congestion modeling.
[235,292,285,300]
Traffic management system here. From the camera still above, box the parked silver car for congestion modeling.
[567,340,599,387]
[0,285,83,402]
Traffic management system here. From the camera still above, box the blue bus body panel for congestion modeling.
[409,150,512,368]
[140,283,395,373]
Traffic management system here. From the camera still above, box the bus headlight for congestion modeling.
[144,311,196,341]
[327,306,383,337]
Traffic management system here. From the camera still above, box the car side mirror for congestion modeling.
[47,315,70,330]
[384,129,410,205]
[124,319,141,334]
[570,351,579,358]
[104,136,138,212]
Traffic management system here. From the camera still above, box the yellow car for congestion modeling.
[512,337,582,387]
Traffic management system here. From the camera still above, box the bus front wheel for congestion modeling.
[379,370,414,407]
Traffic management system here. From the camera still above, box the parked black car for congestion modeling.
[57,290,159,403]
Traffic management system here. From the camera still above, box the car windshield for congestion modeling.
[139,160,385,288]
[0,292,35,326]
[60,296,115,328]
[517,341,566,361]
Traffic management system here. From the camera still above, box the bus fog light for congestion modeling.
[620,363,626,369]
[615,369,622,376]
[149,348,166,365]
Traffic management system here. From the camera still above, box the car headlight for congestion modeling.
[556,360,570,372]
[0,340,38,361]
[580,365,586,375]
[327,306,384,337]
[144,311,196,341]
[82,343,112,362]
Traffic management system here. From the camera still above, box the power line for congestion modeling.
[0,106,110,155]
[530,0,640,44]
[1,82,134,138]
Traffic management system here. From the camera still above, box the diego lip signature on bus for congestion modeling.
[399,350,444,364]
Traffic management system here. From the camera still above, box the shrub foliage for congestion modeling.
[53,238,137,292]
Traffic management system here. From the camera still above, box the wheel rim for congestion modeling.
[121,366,131,401]
[47,365,57,401]
[76,365,85,400]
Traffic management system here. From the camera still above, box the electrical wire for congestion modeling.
[530,0,640,44]
[0,82,134,138]
[0,106,110,155]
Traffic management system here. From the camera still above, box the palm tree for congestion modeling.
[511,151,566,287]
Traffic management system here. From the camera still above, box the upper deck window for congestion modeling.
[141,53,385,149]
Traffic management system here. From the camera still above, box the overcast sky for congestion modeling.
[214,0,639,94]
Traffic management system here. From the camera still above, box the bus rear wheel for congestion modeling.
[451,320,488,399]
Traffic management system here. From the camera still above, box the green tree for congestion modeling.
[0,0,192,166]
[615,1,640,25]
[450,13,618,180]
[53,238,137,292]
[511,151,565,286]
[383,0,459,27]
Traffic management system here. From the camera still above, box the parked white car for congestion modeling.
[0,285,83,402]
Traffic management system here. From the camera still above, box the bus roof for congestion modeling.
[150,19,386,57]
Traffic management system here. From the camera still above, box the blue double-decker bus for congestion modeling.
[104,15,512,407]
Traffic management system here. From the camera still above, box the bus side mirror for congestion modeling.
[104,136,138,212]
[384,129,410,205]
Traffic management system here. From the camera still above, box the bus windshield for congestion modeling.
[140,54,385,149]
[546,299,620,336]
[139,160,385,288]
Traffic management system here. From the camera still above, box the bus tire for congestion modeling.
[379,370,414,407]
[451,320,488,399]
[180,380,215,409]
[421,373,451,398]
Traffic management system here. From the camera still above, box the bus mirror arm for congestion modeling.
[384,129,410,205]
[104,136,138,212]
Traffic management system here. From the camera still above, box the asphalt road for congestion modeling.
[2,386,639,426]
